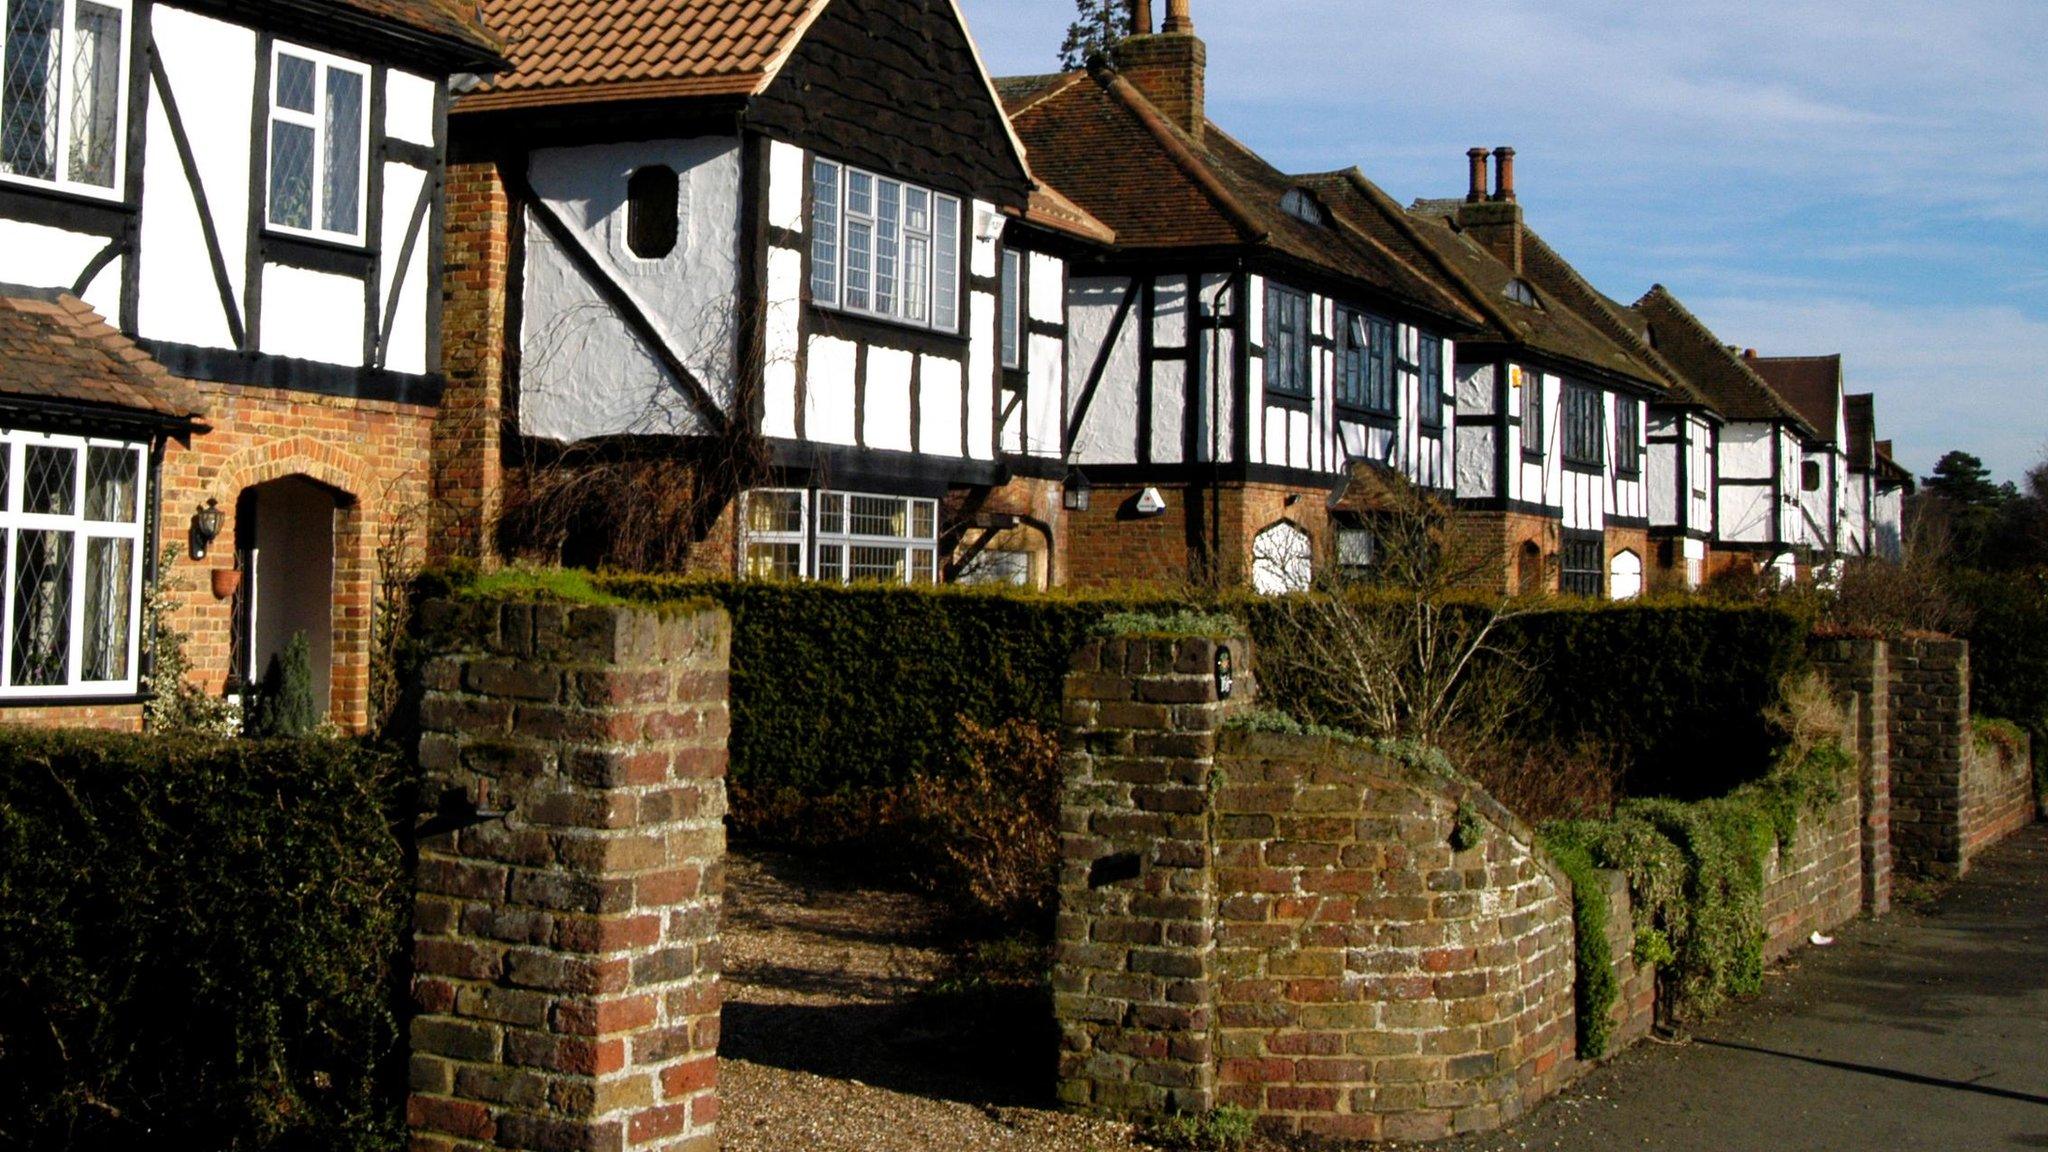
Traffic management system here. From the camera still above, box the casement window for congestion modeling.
[1614,396,1641,476]
[625,165,679,259]
[0,0,128,194]
[1336,307,1394,413]
[1336,523,1376,576]
[0,432,147,697]
[808,157,960,333]
[1418,334,1445,429]
[1562,381,1604,468]
[1561,533,1604,598]
[1801,459,1823,492]
[1000,248,1022,369]
[741,488,939,585]
[1520,366,1545,459]
[1264,284,1311,400]
[265,43,368,243]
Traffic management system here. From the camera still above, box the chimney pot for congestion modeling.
[1163,0,1193,33]
[1466,147,1490,203]
[1491,147,1517,203]
[1744,348,1758,359]
[1129,0,1150,35]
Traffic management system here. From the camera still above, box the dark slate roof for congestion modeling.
[998,68,1479,327]
[1630,285,1814,432]
[1745,354,1843,443]
[0,286,205,422]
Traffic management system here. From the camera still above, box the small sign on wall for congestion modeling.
[1134,487,1168,517]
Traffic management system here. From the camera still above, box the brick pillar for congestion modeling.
[409,599,729,1152]
[1809,637,1892,914]
[1056,633,1245,1116]
[434,159,512,564]
[1887,637,1971,879]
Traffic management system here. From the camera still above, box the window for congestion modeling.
[1000,248,1022,369]
[625,165,678,259]
[0,0,127,194]
[1251,520,1312,595]
[1561,533,1603,598]
[1801,460,1822,492]
[0,432,146,696]
[741,488,938,585]
[1280,187,1328,227]
[808,157,959,332]
[1504,279,1540,308]
[1336,307,1394,413]
[1336,523,1376,576]
[1264,284,1310,400]
[1563,382,1604,468]
[1519,366,1545,458]
[1419,333,1444,429]
[266,44,368,242]
[1614,396,1641,475]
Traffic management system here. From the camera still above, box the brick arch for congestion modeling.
[210,436,374,506]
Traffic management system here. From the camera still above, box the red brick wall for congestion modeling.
[1446,510,1559,594]
[1962,728,2034,866]
[0,703,145,732]
[1063,481,1336,590]
[435,159,511,565]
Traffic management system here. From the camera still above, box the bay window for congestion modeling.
[742,488,939,585]
[1264,284,1310,400]
[1,0,128,194]
[1336,306,1394,414]
[266,43,368,242]
[809,157,960,333]
[0,431,146,697]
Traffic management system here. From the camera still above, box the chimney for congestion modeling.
[1114,0,1207,140]
[1491,146,1516,203]
[1466,147,1489,203]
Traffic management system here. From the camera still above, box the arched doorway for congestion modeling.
[1609,550,1644,600]
[233,476,342,720]
[1251,520,1313,595]
[1515,541,1543,595]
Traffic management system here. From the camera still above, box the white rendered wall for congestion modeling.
[260,266,364,365]
[385,70,437,147]
[1068,277,1141,465]
[378,162,430,374]
[0,220,110,297]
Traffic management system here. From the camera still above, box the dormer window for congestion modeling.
[265,44,369,243]
[0,0,130,195]
[625,165,679,259]
[809,156,961,333]
[1280,188,1328,227]
[1504,279,1540,308]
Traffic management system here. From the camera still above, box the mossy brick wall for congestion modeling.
[1594,870,1657,1052]
[1962,728,2033,865]
[1809,638,1893,914]
[1210,732,1576,1144]
[409,599,730,1152]
[1759,782,1864,964]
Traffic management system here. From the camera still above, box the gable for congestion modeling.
[746,0,1029,208]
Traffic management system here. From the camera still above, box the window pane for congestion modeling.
[848,544,906,583]
[12,527,72,685]
[1001,250,1021,368]
[873,180,899,316]
[269,120,315,229]
[625,164,679,259]
[849,494,905,538]
[322,66,362,234]
[815,543,843,583]
[23,443,73,515]
[810,160,839,306]
[910,500,934,541]
[844,219,871,311]
[744,542,802,581]
[909,548,935,585]
[744,490,804,533]
[817,492,844,535]
[84,445,135,522]
[933,196,959,331]
[903,233,928,323]
[82,535,129,680]
[0,444,11,511]
[2,0,60,181]
[65,1,119,187]
[275,53,315,114]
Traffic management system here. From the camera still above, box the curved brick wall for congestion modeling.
[1210,732,1576,1143]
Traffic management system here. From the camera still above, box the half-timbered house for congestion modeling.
[1844,394,1912,561]
[998,0,1482,592]
[1744,352,1853,573]
[436,0,1104,587]
[0,0,501,728]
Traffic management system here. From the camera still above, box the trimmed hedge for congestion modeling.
[1959,567,2048,731]
[0,730,409,1151]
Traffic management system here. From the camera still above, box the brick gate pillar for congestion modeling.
[408,598,729,1152]
[1809,636,1892,915]
[1888,638,1971,879]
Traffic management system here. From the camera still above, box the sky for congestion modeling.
[958,0,2048,484]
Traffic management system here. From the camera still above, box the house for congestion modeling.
[1743,352,1856,573]
[999,0,1483,592]
[1844,396,1913,560]
[1399,151,1672,598]
[434,0,1103,587]
[0,0,502,729]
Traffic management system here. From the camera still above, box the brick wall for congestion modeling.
[1063,481,1339,590]
[1444,510,1558,595]
[1809,637,1892,914]
[1759,785,1864,962]
[409,598,730,1152]
[435,159,511,565]
[1595,870,1657,1052]
[1961,727,2034,866]
[1888,638,1973,879]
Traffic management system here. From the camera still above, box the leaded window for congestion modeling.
[1563,381,1604,468]
[1614,396,1641,476]
[0,0,127,194]
[1264,284,1310,400]
[0,432,146,696]
[740,488,939,586]
[1561,533,1603,598]
[1336,307,1394,414]
[808,156,960,333]
[266,43,368,242]
[1419,333,1445,429]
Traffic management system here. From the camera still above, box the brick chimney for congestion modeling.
[1453,145,1525,273]
[1115,0,1207,141]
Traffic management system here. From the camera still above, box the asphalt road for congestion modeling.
[1433,821,2048,1152]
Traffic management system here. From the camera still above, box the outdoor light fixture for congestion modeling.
[1063,469,1092,513]
[1215,644,1235,700]
[190,498,224,560]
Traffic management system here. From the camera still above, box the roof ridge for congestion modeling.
[1517,228,1683,399]
[1633,284,1815,433]
[1343,172,1519,335]
[1000,69,1086,119]
[1095,67,1266,245]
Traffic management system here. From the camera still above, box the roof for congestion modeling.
[459,0,824,110]
[0,286,205,423]
[998,67,1480,326]
[1745,354,1843,442]
[1630,285,1814,430]
[1845,392,1876,470]
[1008,183,1116,245]
[329,0,505,62]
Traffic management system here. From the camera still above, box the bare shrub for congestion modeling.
[1451,736,1625,824]
[1825,512,1971,637]
[906,717,1063,932]
[1766,670,1849,768]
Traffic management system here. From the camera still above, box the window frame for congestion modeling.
[740,487,940,586]
[1519,365,1546,461]
[263,41,371,246]
[1335,305,1395,416]
[1560,532,1604,598]
[1614,395,1642,477]
[1418,333,1445,432]
[1562,381,1605,470]
[0,0,133,199]
[624,164,679,261]
[0,429,148,699]
[1263,283,1312,402]
[1000,247,1023,370]
[807,155,961,334]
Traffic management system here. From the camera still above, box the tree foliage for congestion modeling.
[1059,0,1133,70]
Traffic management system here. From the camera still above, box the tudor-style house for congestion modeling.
[1744,352,1856,571]
[1398,151,1670,598]
[0,0,500,729]
[1844,395,1912,561]
[999,0,1481,592]
[437,0,1105,588]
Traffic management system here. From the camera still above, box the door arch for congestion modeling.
[235,475,343,720]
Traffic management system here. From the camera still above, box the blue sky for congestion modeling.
[959,1,2048,484]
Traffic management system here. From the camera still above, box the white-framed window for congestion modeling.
[0,431,147,697]
[808,156,960,333]
[265,42,368,243]
[1000,248,1022,369]
[0,0,130,196]
[741,488,939,585]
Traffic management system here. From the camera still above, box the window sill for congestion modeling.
[0,689,145,708]
[1335,404,1397,425]
[262,231,376,276]
[0,171,133,209]
[808,303,968,353]
[1264,390,1312,412]
[1563,458,1605,476]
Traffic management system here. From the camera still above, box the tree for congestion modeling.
[244,632,321,739]
[1919,449,2019,569]
[1923,450,2013,508]
[1059,0,1133,70]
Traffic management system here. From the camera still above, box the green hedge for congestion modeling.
[1958,567,2048,731]
[0,730,409,1151]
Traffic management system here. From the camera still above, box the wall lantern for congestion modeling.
[1215,644,1235,700]
[190,498,225,560]
[1063,468,1092,513]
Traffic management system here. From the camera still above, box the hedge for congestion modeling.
[1958,567,2048,731]
[0,730,409,1151]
